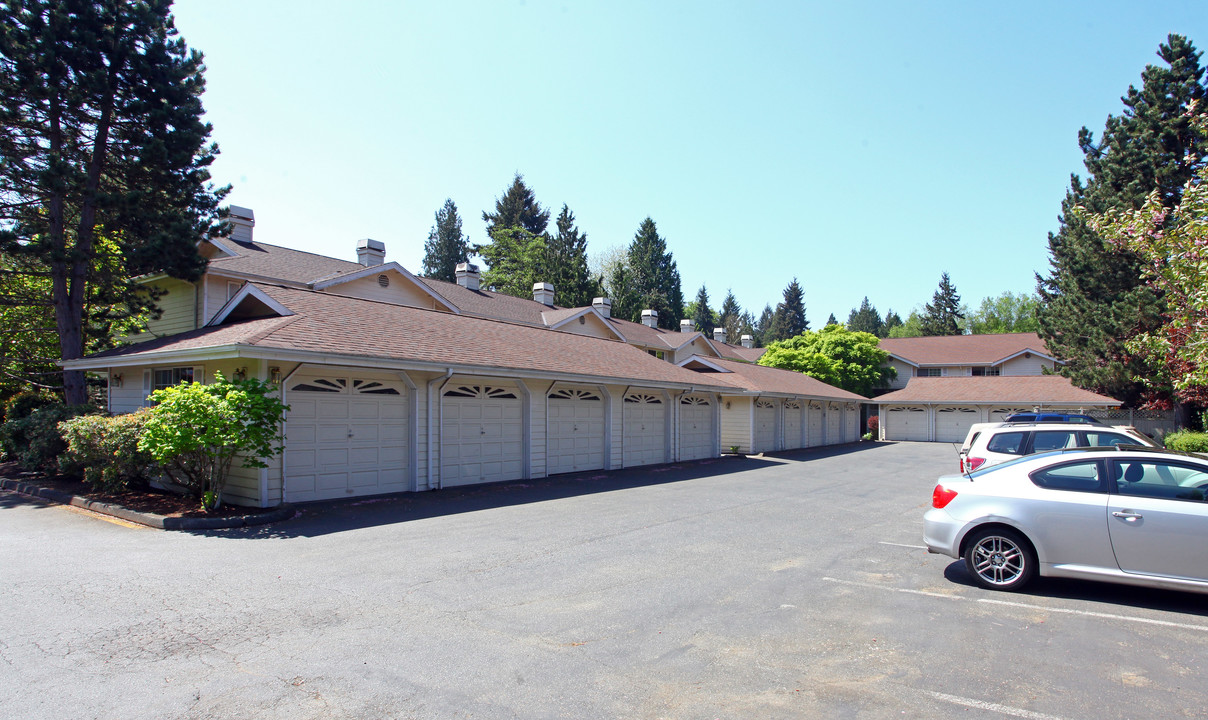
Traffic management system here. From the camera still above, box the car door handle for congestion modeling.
[1112,510,1142,520]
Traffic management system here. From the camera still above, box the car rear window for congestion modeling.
[1030,461,1103,492]
[1085,431,1136,448]
[986,432,1026,455]
[1032,431,1077,453]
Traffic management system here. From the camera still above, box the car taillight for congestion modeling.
[932,484,958,509]
[965,457,986,472]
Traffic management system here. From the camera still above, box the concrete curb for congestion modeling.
[0,477,294,530]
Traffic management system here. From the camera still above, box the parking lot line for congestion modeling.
[823,576,1208,632]
[926,691,1068,720]
[878,541,926,549]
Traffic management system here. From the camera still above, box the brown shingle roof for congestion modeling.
[713,341,766,362]
[875,376,1120,405]
[879,333,1053,366]
[419,277,558,325]
[206,240,362,284]
[702,357,866,401]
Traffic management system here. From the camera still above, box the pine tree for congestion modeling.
[476,228,549,299]
[0,0,227,404]
[847,297,884,337]
[605,261,640,322]
[690,285,715,332]
[718,290,742,343]
[547,204,594,307]
[422,199,470,282]
[482,173,550,236]
[825,313,838,327]
[1038,35,1207,406]
[767,278,808,342]
[920,273,964,336]
[754,305,775,346]
[883,310,903,336]
[626,217,683,328]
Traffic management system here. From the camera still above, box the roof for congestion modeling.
[713,341,766,362]
[874,376,1121,406]
[205,240,361,284]
[878,333,1054,366]
[419,277,558,325]
[77,284,735,390]
[701,356,867,401]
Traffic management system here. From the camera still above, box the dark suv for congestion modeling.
[1003,412,1102,425]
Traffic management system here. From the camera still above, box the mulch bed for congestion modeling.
[0,461,278,519]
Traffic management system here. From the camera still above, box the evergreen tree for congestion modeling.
[883,309,903,336]
[768,278,808,342]
[626,217,683,328]
[690,285,715,332]
[547,204,594,307]
[421,199,470,282]
[738,310,756,344]
[825,313,838,327]
[0,0,227,404]
[718,290,742,343]
[604,261,640,323]
[920,273,964,336]
[847,296,884,336]
[475,228,549,299]
[754,304,775,346]
[482,173,550,236]
[1037,35,1207,406]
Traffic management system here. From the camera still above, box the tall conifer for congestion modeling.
[920,273,964,336]
[482,173,550,236]
[626,217,683,328]
[547,204,594,307]
[422,199,470,282]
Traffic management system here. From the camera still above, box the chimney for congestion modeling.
[713,327,727,344]
[455,262,481,291]
[592,297,611,318]
[229,205,254,244]
[532,282,555,306]
[680,319,693,333]
[356,238,385,266]
[741,334,754,349]
[641,309,658,329]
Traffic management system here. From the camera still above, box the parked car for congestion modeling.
[925,446,1208,594]
[958,422,1156,473]
[1003,412,1102,424]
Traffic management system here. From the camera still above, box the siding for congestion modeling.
[527,379,554,479]
[203,275,242,325]
[1002,355,1054,376]
[721,395,753,454]
[604,384,626,470]
[326,274,444,309]
[134,279,196,341]
[886,359,914,388]
[554,315,618,340]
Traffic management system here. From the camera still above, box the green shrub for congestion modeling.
[1164,430,1208,454]
[59,410,157,492]
[3,390,56,423]
[0,403,97,471]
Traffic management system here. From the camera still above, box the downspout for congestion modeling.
[427,369,453,490]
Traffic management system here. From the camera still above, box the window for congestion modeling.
[1112,460,1208,502]
[1031,461,1103,492]
[1084,431,1137,448]
[1031,431,1077,453]
[153,367,193,391]
[972,366,1001,377]
[986,432,1026,455]
[916,368,941,377]
[647,349,665,360]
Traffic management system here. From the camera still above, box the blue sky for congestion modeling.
[171,0,1205,325]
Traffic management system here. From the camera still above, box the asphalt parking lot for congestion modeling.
[2,441,1206,719]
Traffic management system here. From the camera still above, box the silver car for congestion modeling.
[924,446,1208,594]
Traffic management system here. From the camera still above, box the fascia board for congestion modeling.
[209,284,295,326]
[61,345,246,370]
[311,262,460,314]
[996,348,1062,365]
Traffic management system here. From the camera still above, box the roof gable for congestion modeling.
[879,333,1056,367]
[208,284,294,325]
[542,307,626,341]
[312,262,458,313]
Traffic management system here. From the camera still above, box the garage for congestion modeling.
[846,403,860,441]
[808,401,824,446]
[678,393,716,461]
[753,399,777,453]
[623,391,667,467]
[783,400,803,449]
[827,402,843,444]
[284,370,409,502]
[546,386,606,475]
[884,406,929,441]
[935,406,979,442]
[442,383,525,486]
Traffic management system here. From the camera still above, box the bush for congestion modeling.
[59,410,157,492]
[3,390,56,423]
[866,415,879,433]
[0,402,97,471]
[1164,430,1208,454]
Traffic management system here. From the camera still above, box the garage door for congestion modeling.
[808,401,824,447]
[783,400,803,449]
[846,403,860,442]
[679,394,715,461]
[442,384,524,486]
[827,402,843,445]
[936,407,979,442]
[546,386,605,475]
[623,391,666,467]
[990,407,1030,423]
[285,371,408,502]
[754,399,777,453]
[885,406,929,441]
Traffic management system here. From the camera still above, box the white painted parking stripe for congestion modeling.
[926,691,1068,720]
[823,577,1208,632]
[878,541,926,549]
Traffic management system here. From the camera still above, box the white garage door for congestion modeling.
[808,401,824,447]
[285,371,408,503]
[936,407,979,442]
[623,391,667,467]
[783,400,803,449]
[754,399,777,453]
[679,394,715,462]
[846,404,860,442]
[442,384,524,487]
[990,407,1030,423]
[886,406,929,441]
[827,402,843,445]
[547,386,605,475]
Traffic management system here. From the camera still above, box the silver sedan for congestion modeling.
[924,447,1208,593]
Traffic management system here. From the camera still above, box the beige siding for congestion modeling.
[527,379,554,479]
[203,275,243,325]
[721,395,753,454]
[886,359,914,389]
[325,273,444,309]
[670,337,710,364]
[604,384,626,470]
[1001,354,1055,376]
[554,314,618,340]
[133,279,196,342]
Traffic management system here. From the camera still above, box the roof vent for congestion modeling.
[532,282,555,306]
[741,334,754,349]
[680,319,693,333]
[641,309,658,329]
[713,327,727,344]
[592,297,611,319]
[228,205,254,244]
[356,238,385,266]
[455,262,480,291]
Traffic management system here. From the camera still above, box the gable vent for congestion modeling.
[377,274,389,288]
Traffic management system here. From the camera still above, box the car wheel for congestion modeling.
[964,527,1036,591]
